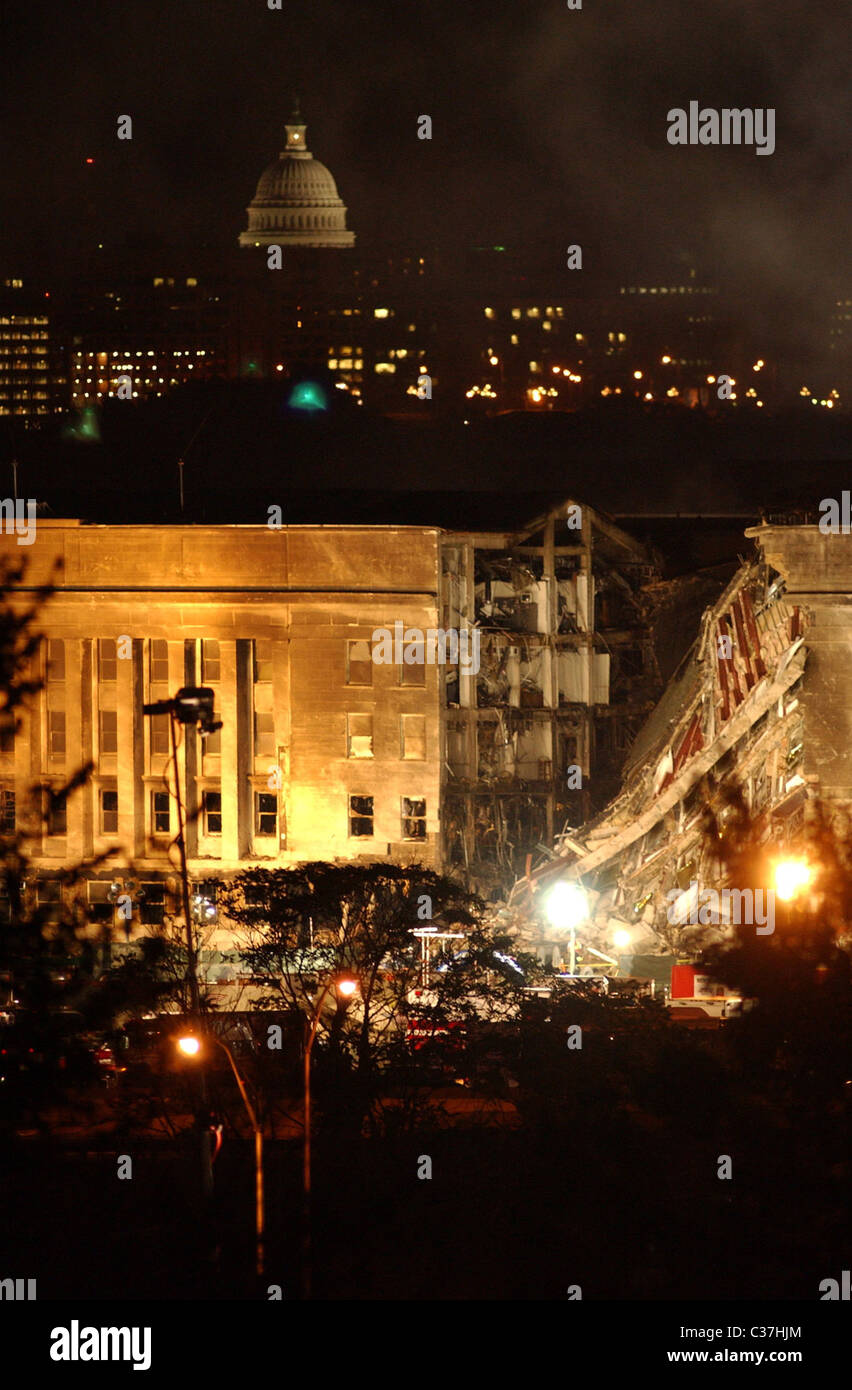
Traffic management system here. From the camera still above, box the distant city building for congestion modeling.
[0,279,69,426]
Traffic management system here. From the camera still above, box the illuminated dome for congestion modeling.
[239,101,355,249]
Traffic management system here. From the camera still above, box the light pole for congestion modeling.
[302,973,358,1299]
[142,688,221,1014]
[178,1032,265,1279]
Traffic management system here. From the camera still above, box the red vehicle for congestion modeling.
[405,1018,466,1053]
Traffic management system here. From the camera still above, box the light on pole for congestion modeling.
[178,1032,265,1279]
[143,688,222,1015]
[544,880,590,976]
[302,973,358,1299]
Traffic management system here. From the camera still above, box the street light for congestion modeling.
[142,688,222,1014]
[544,880,589,976]
[178,1032,265,1279]
[302,973,358,1298]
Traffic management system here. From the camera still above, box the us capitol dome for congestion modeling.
[239,101,355,248]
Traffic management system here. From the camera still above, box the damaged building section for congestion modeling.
[507,522,825,973]
[440,499,661,896]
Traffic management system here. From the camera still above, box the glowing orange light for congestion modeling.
[773,859,811,902]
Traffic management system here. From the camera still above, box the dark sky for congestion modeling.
[1,0,850,323]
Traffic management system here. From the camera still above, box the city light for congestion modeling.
[613,928,631,948]
[177,1036,201,1056]
[337,978,358,997]
[773,858,812,902]
[544,881,589,930]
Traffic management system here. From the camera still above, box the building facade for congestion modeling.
[0,521,442,972]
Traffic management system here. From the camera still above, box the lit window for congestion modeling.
[374,308,391,318]
[347,713,373,758]
[349,794,374,838]
[401,797,427,840]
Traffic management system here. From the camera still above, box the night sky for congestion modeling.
[2,1,849,312]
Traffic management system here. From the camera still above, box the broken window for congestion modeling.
[347,640,373,685]
[347,712,374,758]
[349,794,374,837]
[402,797,427,840]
